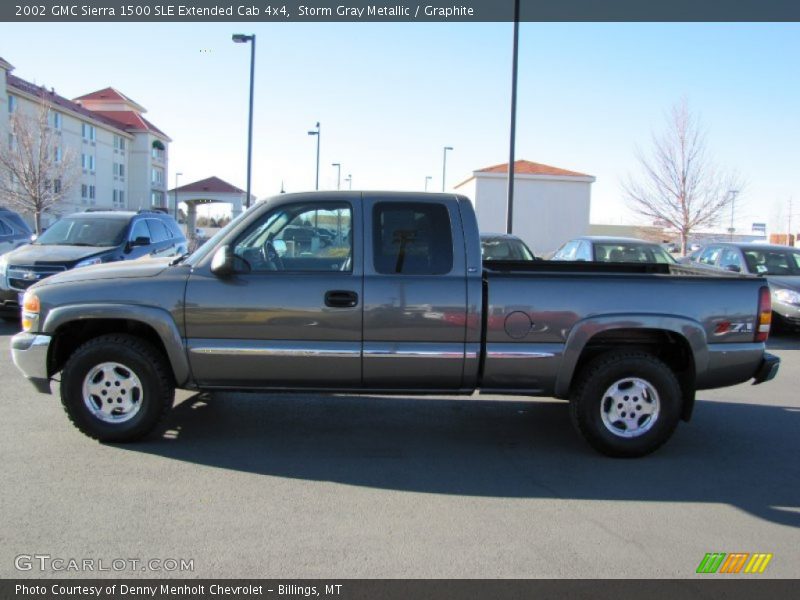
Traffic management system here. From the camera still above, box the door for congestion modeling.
[361,196,468,389]
[183,199,362,388]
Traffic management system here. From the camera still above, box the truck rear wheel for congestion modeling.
[570,351,682,457]
[60,334,174,442]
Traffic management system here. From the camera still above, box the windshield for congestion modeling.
[184,208,253,266]
[594,242,676,264]
[35,217,129,247]
[742,248,800,276]
[482,238,535,261]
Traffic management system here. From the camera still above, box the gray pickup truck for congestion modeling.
[10,192,780,456]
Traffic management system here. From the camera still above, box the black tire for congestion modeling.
[60,334,175,442]
[569,351,682,458]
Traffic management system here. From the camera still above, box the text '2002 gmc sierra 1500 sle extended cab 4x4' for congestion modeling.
[10,192,780,457]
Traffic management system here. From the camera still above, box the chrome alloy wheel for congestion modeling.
[81,362,143,423]
[600,377,660,438]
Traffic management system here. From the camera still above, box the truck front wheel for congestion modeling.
[570,351,682,457]
[60,334,175,442]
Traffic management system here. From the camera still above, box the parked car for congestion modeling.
[480,233,536,261]
[0,210,187,321]
[551,236,676,264]
[10,192,779,457]
[0,207,33,257]
[679,242,800,330]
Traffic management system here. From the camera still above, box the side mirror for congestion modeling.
[211,246,235,277]
[130,236,151,247]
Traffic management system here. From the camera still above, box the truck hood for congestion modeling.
[34,257,173,287]
[8,244,115,265]
[768,275,800,291]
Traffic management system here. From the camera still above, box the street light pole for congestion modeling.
[424,176,432,192]
[232,33,256,209]
[345,174,352,190]
[442,146,453,192]
[173,172,182,220]
[308,122,321,190]
[331,163,341,190]
[506,0,520,234]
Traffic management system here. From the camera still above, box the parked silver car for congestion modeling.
[552,236,676,264]
[681,242,800,330]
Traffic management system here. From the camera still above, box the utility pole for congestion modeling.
[506,0,520,234]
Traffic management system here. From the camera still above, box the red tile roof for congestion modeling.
[171,176,244,195]
[74,87,136,103]
[6,75,169,139]
[6,74,128,133]
[477,160,591,178]
[91,110,169,138]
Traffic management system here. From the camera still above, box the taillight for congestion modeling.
[755,286,771,342]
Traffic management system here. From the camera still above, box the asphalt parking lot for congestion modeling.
[0,320,798,579]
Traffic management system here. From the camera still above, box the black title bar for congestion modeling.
[4,0,800,22]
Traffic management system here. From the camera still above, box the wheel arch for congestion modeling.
[43,304,191,387]
[555,315,707,421]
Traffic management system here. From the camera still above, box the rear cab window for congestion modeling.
[372,202,453,275]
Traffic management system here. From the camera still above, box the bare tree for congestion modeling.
[0,94,78,233]
[623,100,742,255]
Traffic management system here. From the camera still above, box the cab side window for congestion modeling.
[698,246,721,266]
[553,241,579,261]
[235,203,352,273]
[719,247,743,272]
[372,202,453,275]
[130,220,150,242]
[146,219,169,243]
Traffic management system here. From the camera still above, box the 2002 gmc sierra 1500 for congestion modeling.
[10,192,780,456]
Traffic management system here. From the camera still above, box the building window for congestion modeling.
[82,154,95,171]
[52,111,62,130]
[113,189,126,209]
[152,167,164,185]
[113,162,125,178]
[7,95,16,113]
[151,139,166,161]
[89,185,96,204]
[54,179,62,194]
[7,133,15,150]
[114,135,126,151]
[151,191,165,208]
[81,184,88,203]
[81,123,96,141]
[54,146,62,163]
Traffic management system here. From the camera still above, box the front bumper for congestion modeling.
[753,352,780,385]
[10,332,51,393]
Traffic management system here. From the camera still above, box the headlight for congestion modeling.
[75,257,102,269]
[774,289,800,306]
[0,256,7,286]
[21,291,40,332]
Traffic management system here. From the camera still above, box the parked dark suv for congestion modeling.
[0,210,186,321]
[0,207,33,257]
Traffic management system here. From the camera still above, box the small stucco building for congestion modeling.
[455,160,595,256]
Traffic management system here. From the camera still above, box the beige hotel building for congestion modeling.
[0,56,171,225]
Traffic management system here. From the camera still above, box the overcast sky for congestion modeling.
[2,22,798,229]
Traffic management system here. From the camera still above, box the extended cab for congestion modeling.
[10,192,780,456]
